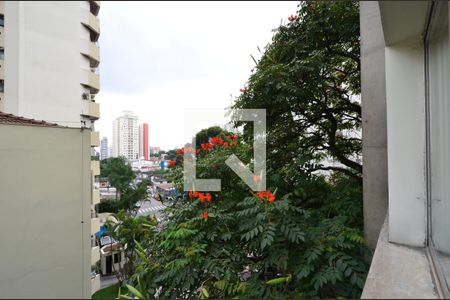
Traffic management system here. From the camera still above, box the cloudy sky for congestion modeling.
[96,1,299,151]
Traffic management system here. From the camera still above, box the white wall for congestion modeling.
[3,1,94,128]
[380,2,430,247]
[0,124,91,298]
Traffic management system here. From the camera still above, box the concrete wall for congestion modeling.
[0,124,91,298]
[3,1,94,128]
[360,2,388,250]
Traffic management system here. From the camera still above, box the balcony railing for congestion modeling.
[91,274,100,295]
[0,27,4,48]
[82,42,100,68]
[0,60,3,80]
[82,13,100,42]
[91,217,100,236]
[92,189,100,205]
[81,70,100,93]
[91,246,100,265]
[91,160,100,177]
[91,131,100,147]
[81,100,100,120]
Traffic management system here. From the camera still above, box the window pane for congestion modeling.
[429,0,450,291]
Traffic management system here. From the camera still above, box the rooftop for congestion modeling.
[0,111,59,127]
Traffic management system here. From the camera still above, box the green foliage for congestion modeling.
[118,2,368,299]
[195,126,232,148]
[233,1,361,181]
[101,157,136,198]
[98,182,148,213]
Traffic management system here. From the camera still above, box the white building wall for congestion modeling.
[0,124,91,298]
[2,1,96,128]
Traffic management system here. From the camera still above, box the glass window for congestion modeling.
[427,0,450,294]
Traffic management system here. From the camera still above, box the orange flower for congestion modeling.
[196,149,201,154]
[177,149,181,155]
[224,142,229,148]
[199,193,205,203]
[202,211,209,219]
[268,194,276,202]
[189,191,193,199]
[233,135,238,140]
[194,191,199,198]
[205,193,212,202]
[226,135,232,140]
[169,160,176,166]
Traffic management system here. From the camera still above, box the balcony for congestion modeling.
[82,43,100,68]
[81,69,100,94]
[91,160,100,177]
[90,1,100,16]
[91,246,100,265]
[91,217,100,236]
[82,13,100,42]
[0,27,4,48]
[91,131,100,147]
[0,60,3,80]
[81,101,100,120]
[91,274,100,295]
[92,189,100,205]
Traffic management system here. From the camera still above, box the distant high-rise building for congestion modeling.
[139,123,149,160]
[112,111,139,160]
[100,137,109,160]
[150,146,161,156]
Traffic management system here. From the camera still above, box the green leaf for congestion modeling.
[126,284,145,299]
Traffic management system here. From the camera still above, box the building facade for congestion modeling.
[0,1,102,296]
[100,136,109,160]
[361,1,450,298]
[139,123,149,160]
[112,111,139,160]
[0,113,93,298]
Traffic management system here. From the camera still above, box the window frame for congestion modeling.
[424,1,450,297]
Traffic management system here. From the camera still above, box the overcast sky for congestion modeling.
[96,1,299,151]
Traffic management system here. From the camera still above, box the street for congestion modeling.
[136,197,167,220]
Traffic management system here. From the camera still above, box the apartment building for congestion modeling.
[139,123,149,160]
[0,1,102,296]
[361,1,450,298]
[100,136,109,160]
[112,110,139,160]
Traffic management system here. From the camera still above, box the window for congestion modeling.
[0,80,4,93]
[426,1,450,295]
[113,253,121,263]
[0,16,4,27]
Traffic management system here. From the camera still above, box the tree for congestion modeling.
[118,2,368,299]
[105,211,157,281]
[101,157,136,200]
[195,126,231,148]
[125,133,367,299]
[232,1,361,182]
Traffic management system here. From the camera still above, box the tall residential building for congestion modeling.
[100,136,109,160]
[0,1,102,297]
[139,123,149,160]
[112,111,139,160]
